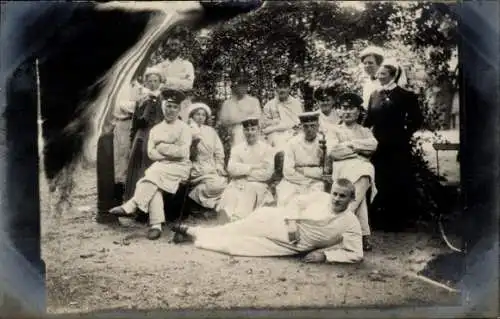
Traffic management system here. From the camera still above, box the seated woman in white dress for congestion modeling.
[186,102,228,214]
[108,89,193,240]
[217,117,276,221]
[170,179,363,265]
[329,93,378,251]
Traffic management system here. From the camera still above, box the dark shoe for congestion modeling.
[170,223,189,235]
[202,210,218,220]
[114,183,125,203]
[362,236,373,252]
[95,211,120,225]
[147,228,162,240]
[134,211,149,224]
[108,206,137,219]
[172,232,191,244]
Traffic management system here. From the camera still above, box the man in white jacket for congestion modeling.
[171,178,364,265]
[153,38,195,92]
[359,46,385,114]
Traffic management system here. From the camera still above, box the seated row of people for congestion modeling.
[108,87,378,253]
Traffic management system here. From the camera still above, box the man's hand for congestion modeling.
[286,219,299,244]
[155,142,170,154]
[344,141,354,149]
[192,132,202,141]
[252,162,268,170]
[295,167,305,175]
[216,164,227,176]
[261,126,274,135]
[288,231,299,245]
[303,251,326,263]
[320,174,333,185]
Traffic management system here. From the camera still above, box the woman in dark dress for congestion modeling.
[123,67,164,201]
[364,60,424,232]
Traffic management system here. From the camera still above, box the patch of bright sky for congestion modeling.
[337,1,366,10]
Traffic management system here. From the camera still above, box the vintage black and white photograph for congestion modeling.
[35,0,466,314]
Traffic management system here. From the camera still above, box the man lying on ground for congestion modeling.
[170,178,364,264]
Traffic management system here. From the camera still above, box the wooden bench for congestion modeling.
[432,142,460,188]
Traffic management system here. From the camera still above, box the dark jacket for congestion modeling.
[364,86,423,148]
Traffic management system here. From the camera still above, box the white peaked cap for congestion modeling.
[360,46,385,59]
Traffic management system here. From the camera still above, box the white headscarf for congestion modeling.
[380,58,408,88]
[187,102,212,119]
[143,66,164,82]
[186,102,212,134]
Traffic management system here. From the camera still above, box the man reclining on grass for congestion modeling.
[171,178,364,264]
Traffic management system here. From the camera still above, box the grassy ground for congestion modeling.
[41,130,461,314]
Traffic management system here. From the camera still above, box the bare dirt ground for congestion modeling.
[41,130,461,314]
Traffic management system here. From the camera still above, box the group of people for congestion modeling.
[102,40,423,265]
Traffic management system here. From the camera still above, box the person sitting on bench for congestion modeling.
[217,116,276,221]
[275,111,333,206]
[108,89,193,240]
[186,102,228,215]
[123,67,165,201]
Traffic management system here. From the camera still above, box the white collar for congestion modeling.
[380,82,397,91]
[320,110,336,118]
[232,94,248,101]
[275,95,293,104]
[143,87,161,97]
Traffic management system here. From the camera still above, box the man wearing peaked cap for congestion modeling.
[262,73,304,151]
[298,110,320,123]
[337,92,366,125]
[275,109,331,207]
[314,87,341,137]
[298,111,323,144]
[217,115,276,221]
[360,45,385,111]
[218,71,262,148]
[161,88,186,105]
[329,91,378,251]
[360,46,385,63]
[337,92,364,109]
[241,116,260,128]
[109,86,193,241]
[273,73,291,87]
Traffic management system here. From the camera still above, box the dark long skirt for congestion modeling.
[369,143,417,232]
[123,128,153,201]
[369,141,446,232]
